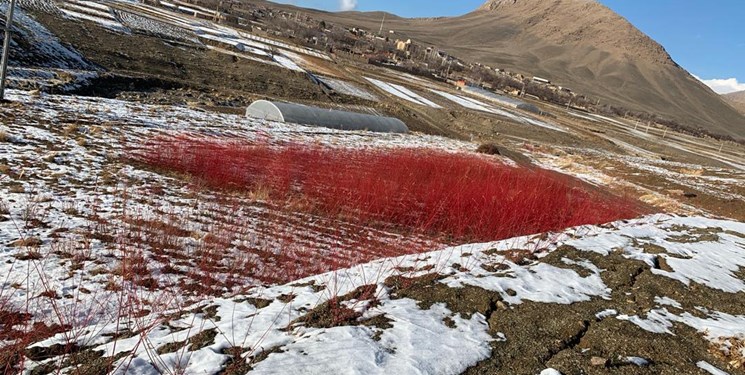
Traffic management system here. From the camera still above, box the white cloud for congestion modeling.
[339,0,357,11]
[694,75,745,94]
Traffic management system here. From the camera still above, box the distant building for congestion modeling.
[532,76,551,84]
[349,27,367,37]
[395,39,411,52]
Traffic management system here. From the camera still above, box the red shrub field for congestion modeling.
[130,135,647,244]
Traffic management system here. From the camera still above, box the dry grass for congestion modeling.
[62,123,80,137]
[10,237,43,248]
[0,129,8,143]
[246,183,271,202]
[709,337,745,370]
[679,168,704,176]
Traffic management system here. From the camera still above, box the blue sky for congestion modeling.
[275,0,745,94]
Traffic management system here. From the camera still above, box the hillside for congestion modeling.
[2,1,745,373]
[724,90,745,115]
[2,90,744,374]
[261,0,745,141]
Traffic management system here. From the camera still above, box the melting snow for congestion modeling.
[364,77,442,108]
[697,361,731,375]
[251,299,492,375]
[565,216,745,293]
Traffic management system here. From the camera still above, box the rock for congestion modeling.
[591,357,608,367]
[656,255,674,272]
[476,143,502,155]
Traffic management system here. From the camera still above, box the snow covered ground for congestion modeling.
[364,77,442,108]
[316,75,378,102]
[430,89,567,133]
[57,0,128,32]
[2,4,96,71]
[1,90,744,374]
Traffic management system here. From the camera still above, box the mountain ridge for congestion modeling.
[477,0,675,66]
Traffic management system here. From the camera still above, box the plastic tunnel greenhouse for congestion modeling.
[245,100,409,133]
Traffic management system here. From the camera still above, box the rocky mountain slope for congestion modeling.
[270,0,745,140]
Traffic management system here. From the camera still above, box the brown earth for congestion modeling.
[372,245,745,375]
[31,12,328,104]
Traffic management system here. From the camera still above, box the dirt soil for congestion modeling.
[376,245,745,375]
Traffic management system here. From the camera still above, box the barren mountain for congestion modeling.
[724,90,745,115]
[263,0,745,140]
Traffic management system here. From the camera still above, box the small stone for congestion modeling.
[656,256,674,272]
[590,357,608,367]
[496,301,508,310]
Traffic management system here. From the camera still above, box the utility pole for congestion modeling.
[0,0,17,101]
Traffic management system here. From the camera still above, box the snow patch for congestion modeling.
[697,361,731,375]
[251,299,492,375]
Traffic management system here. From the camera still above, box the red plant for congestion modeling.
[129,135,648,244]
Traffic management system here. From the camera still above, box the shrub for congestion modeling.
[129,135,648,244]
[475,143,501,155]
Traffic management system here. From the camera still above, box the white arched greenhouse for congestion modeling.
[245,100,409,133]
